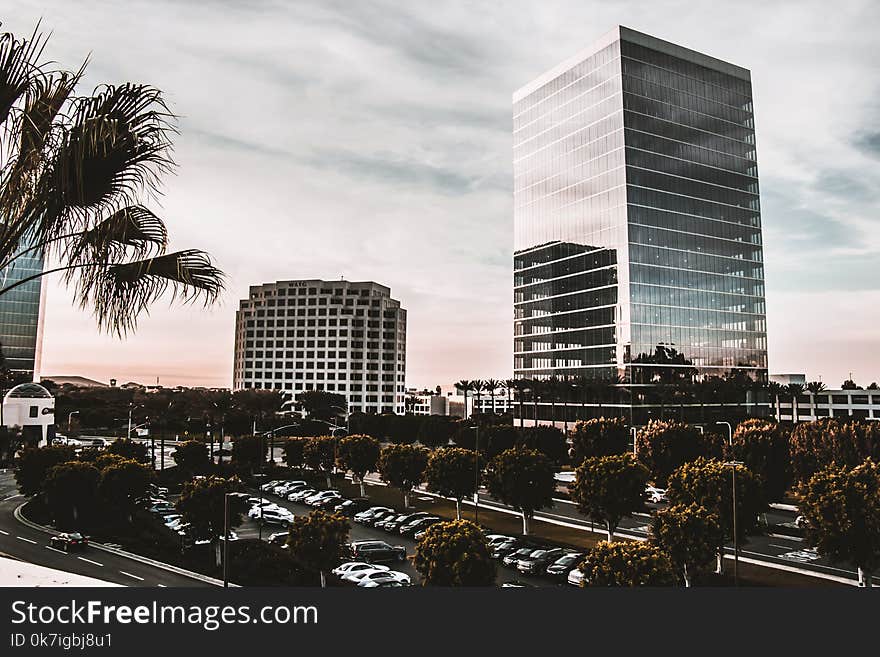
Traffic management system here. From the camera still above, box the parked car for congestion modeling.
[267,532,289,547]
[275,481,308,497]
[258,509,295,526]
[501,580,535,588]
[334,498,372,516]
[353,506,394,524]
[363,509,398,528]
[349,540,407,564]
[304,490,341,506]
[795,515,810,529]
[148,483,169,497]
[366,579,411,588]
[285,484,313,501]
[288,488,317,503]
[332,562,390,577]
[517,548,566,575]
[486,534,514,547]
[567,567,586,587]
[375,514,407,531]
[546,552,583,580]
[313,495,343,510]
[399,516,441,538]
[49,532,88,551]
[248,503,283,519]
[503,547,537,568]
[490,539,521,560]
[260,480,282,493]
[356,571,412,587]
[384,512,431,533]
[646,486,667,504]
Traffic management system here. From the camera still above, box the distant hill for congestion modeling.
[41,375,108,388]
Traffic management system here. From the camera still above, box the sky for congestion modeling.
[3,0,880,390]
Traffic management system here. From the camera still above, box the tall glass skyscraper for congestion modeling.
[513,26,767,422]
[0,243,46,380]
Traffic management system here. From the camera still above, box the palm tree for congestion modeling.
[503,378,516,418]
[766,381,783,422]
[483,378,500,416]
[786,383,805,424]
[805,381,826,421]
[0,23,223,334]
[455,380,471,420]
[470,380,485,418]
[509,378,530,432]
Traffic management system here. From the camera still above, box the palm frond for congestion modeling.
[61,205,168,275]
[0,22,49,126]
[73,249,225,335]
[46,83,176,231]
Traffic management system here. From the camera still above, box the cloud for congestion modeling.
[2,0,879,389]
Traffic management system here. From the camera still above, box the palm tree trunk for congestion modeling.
[809,393,816,421]
[359,478,366,497]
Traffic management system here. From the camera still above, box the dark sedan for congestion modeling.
[334,498,372,516]
[517,548,566,575]
[349,540,407,564]
[503,547,537,568]
[490,539,521,560]
[399,516,441,538]
[546,553,584,580]
[49,532,88,552]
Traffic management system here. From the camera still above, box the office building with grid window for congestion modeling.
[232,279,407,415]
[0,242,46,380]
[513,26,767,424]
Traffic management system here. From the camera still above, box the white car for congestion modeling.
[260,480,282,493]
[567,568,586,587]
[332,562,390,577]
[355,570,412,587]
[248,503,282,519]
[486,534,513,547]
[304,490,340,506]
[646,486,667,504]
[257,509,295,526]
[289,488,317,503]
[341,567,402,584]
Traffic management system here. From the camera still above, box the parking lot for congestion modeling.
[239,480,572,588]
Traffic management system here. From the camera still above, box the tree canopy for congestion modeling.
[569,454,648,541]
[425,447,479,519]
[650,503,723,587]
[727,418,790,501]
[414,519,496,586]
[176,476,247,542]
[798,459,880,586]
[377,444,429,508]
[581,540,676,587]
[286,510,350,587]
[336,434,380,497]
[636,420,706,485]
[569,417,630,465]
[484,447,555,535]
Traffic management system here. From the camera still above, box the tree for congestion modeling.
[570,454,648,541]
[789,419,880,485]
[43,461,100,528]
[296,390,347,423]
[786,383,805,422]
[223,539,310,586]
[414,519,496,586]
[841,379,861,390]
[105,438,149,463]
[799,459,880,587]
[727,419,790,501]
[98,458,153,522]
[231,435,265,473]
[484,447,555,535]
[171,439,210,475]
[303,436,336,488]
[14,445,75,495]
[0,23,222,335]
[336,434,380,497]
[569,417,629,465]
[283,437,308,470]
[377,444,429,508]
[455,380,472,419]
[666,457,764,573]
[425,447,479,519]
[286,510,350,587]
[580,541,675,587]
[176,476,247,543]
[520,425,568,463]
[650,503,723,587]
[636,420,704,485]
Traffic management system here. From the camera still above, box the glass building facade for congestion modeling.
[513,26,767,422]
[0,241,45,379]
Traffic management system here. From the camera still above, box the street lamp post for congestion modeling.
[723,459,743,587]
[469,425,480,524]
[223,492,231,588]
[67,410,79,435]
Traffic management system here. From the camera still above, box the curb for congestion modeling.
[14,502,235,587]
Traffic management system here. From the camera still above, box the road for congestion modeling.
[0,471,213,587]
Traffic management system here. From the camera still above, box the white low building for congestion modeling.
[775,388,880,422]
[2,382,55,446]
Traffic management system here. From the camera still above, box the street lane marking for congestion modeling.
[45,545,67,554]
[157,584,167,587]
[78,557,104,567]
[119,571,145,581]
[16,536,36,544]
[0,529,9,535]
